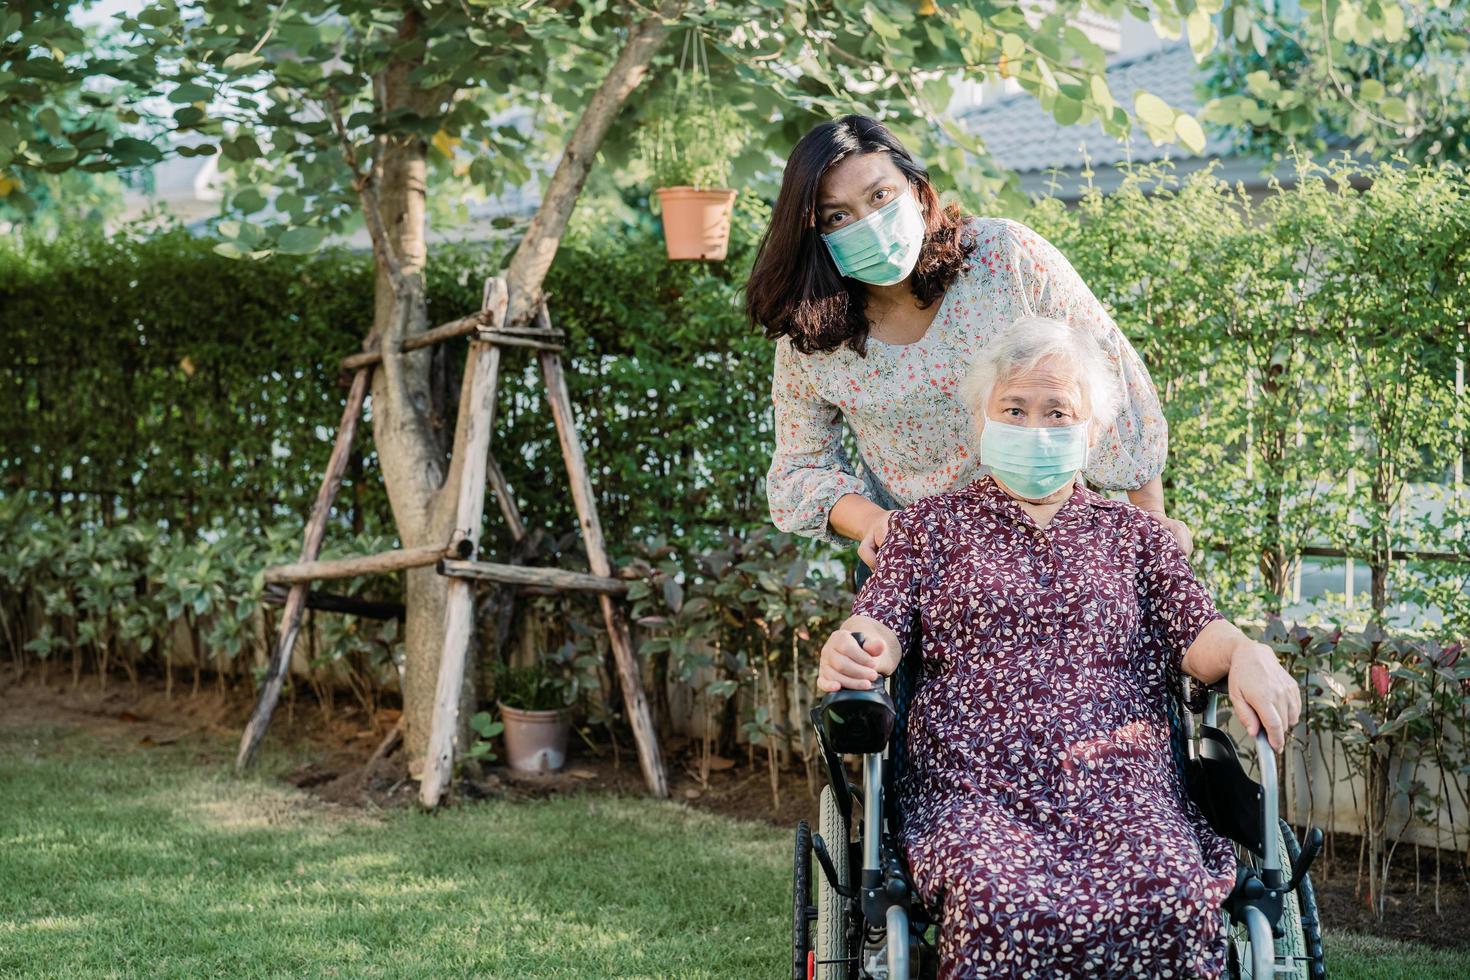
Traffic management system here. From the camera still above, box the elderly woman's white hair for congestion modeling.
[957,315,1124,438]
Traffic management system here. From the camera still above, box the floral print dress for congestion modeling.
[851,475,1237,979]
[766,215,1169,548]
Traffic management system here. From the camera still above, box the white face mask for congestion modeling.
[820,186,926,286]
[980,418,1091,500]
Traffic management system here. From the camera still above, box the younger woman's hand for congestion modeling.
[817,629,888,692]
[1145,510,1195,558]
[1227,642,1301,753]
[857,510,895,570]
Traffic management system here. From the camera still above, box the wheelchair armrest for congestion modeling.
[1187,724,1282,866]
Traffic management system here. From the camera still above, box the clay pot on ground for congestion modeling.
[654,186,736,260]
[496,700,570,773]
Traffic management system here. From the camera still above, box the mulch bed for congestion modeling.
[5,673,1467,950]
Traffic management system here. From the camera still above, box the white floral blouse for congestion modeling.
[765,215,1168,548]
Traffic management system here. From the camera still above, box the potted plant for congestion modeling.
[493,659,572,773]
[636,31,745,261]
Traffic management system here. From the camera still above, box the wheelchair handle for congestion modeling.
[849,630,882,691]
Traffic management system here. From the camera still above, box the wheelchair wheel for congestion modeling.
[794,820,815,980]
[1280,819,1326,980]
[815,784,851,980]
[1226,818,1321,979]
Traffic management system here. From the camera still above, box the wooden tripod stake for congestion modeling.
[236,275,668,806]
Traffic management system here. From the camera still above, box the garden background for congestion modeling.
[5,156,1469,926]
[4,0,1470,973]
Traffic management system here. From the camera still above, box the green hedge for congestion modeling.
[3,162,1468,631]
[0,191,777,552]
[1028,158,1468,630]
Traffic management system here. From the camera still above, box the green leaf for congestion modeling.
[1175,113,1207,154]
[1358,78,1386,103]
[1245,70,1280,101]
[1053,97,1082,127]
[222,52,265,75]
[37,108,61,138]
[168,81,213,104]
[109,137,163,165]
[273,226,325,255]
[220,134,263,162]
[1381,3,1406,43]
[1134,91,1174,130]
[1186,8,1215,60]
[232,188,266,213]
[1379,97,1409,122]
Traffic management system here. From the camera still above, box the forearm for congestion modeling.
[828,492,887,542]
[1181,618,1263,685]
[838,614,903,676]
[1126,475,1166,514]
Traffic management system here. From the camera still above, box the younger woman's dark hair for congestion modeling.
[744,114,976,357]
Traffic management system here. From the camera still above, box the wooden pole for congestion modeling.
[262,543,458,584]
[236,366,371,772]
[419,278,509,808]
[485,453,527,543]
[339,311,487,371]
[438,558,628,594]
[536,319,668,799]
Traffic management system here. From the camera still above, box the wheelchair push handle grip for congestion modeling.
[849,630,882,691]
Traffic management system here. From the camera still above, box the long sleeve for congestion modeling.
[850,502,927,656]
[1135,512,1225,709]
[765,335,867,548]
[998,221,1169,490]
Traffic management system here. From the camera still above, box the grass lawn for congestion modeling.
[1,721,1467,979]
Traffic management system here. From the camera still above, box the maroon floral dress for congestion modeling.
[851,475,1237,979]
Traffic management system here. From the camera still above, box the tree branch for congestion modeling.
[499,0,688,331]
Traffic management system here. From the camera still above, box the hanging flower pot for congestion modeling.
[637,28,747,262]
[654,186,737,260]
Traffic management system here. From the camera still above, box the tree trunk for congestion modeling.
[364,1,683,783]
[363,9,465,775]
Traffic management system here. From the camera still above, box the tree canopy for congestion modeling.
[4,1,1452,240]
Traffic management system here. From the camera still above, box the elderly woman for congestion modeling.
[816,316,1301,979]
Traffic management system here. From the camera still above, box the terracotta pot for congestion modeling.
[496,700,570,773]
[654,186,736,260]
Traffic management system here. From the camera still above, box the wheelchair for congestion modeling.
[791,561,1328,980]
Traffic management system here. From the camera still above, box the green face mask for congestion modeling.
[980,419,1090,500]
[820,187,926,286]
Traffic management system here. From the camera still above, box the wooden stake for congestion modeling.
[485,453,526,543]
[537,333,668,799]
[339,310,489,372]
[419,279,509,808]
[262,543,458,584]
[438,558,628,594]
[236,366,371,772]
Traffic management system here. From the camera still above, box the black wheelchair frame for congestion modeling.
[791,562,1328,980]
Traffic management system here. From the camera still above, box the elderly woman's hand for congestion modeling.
[817,629,888,692]
[857,509,895,569]
[1227,642,1301,753]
